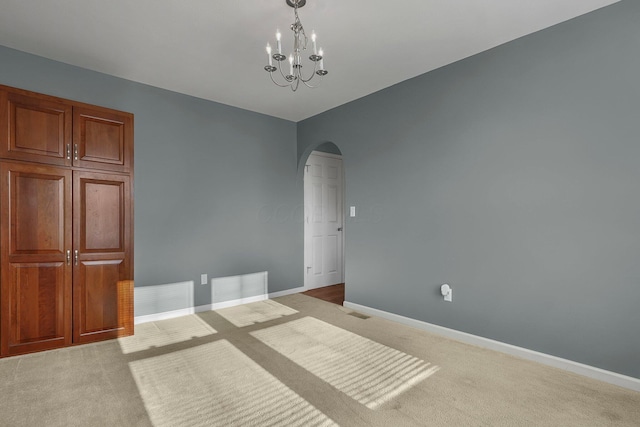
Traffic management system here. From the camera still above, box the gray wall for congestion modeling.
[298,1,640,378]
[314,142,342,156]
[0,45,303,314]
[1,0,638,379]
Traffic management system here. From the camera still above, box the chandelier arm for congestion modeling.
[299,72,315,83]
[269,71,294,88]
[293,55,314,83]
[278,61,292,83]
[290,77,300,92]
[298,60,319,83]
[302,75,323,88]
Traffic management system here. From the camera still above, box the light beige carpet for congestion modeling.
[215,299,298,327]
[128,339,336,427]
[0,293,638,426]
[251,316,439,409]
[119,314,217,354]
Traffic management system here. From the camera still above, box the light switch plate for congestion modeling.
[201,274,208,285]
[350,206,356,217]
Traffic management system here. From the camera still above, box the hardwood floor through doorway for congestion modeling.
[302,283,345,305]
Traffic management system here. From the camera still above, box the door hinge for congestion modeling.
[305,164,310,173]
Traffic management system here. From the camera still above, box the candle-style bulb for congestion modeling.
[289,54,294,75]
[276,30,282,55]
[318,49,324,70]
[266,44,273,66]
[311,32,318,55]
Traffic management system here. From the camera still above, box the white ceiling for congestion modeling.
[0,0,619,122]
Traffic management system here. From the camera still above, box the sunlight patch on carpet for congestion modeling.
[128,340,336,427]
[251,317,440,409]
[215,300,298,327]
[118,315,216,354]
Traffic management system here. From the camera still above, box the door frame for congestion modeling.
[303,150,345,290]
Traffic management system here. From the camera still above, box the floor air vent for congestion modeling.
[347,311,370,319]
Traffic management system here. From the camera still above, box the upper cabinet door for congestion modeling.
[73,106,133,173]
[0,89,72,166]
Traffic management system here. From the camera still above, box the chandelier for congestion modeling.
[264,0,328,91]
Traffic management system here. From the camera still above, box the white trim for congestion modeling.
[135,295,266,325]
[269,286,306,298]
[134,307,197,325]
[134,287,306,325]
[310,150,343,160]
[343,301,640,392]
[198,295,268,312]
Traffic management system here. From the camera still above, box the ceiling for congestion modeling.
[0,0,619,122]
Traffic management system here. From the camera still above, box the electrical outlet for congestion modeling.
[441,284,452,302]
[201,274,208,285]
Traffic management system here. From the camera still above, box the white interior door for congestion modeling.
[304,151,344,289]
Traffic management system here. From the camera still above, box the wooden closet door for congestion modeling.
[72,106,133,173]
[0,88,72,166]
[73,171,132,344]
[0,162,72,356]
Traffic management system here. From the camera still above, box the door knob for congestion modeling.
[338,227,343,231]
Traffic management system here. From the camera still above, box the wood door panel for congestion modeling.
[77,260,122,333]
[73,171,132,343]
[84,118,123,162]
[1,162,72,356]
[74,263,133,343]
[73,107,132,172]
[9,263,66,346]
[0,89,72,166]
[74,262,133,343]
[12,171,66,254]
[83,180,124,251]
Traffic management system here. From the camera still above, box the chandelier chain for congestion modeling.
[292,2,307,51]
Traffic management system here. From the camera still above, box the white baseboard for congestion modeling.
[134,287,305,325]
[134,307,198,325]
[269,286,306,298]
[135,295,266,325]
[195,295,269,313]
[343,301,640,393]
